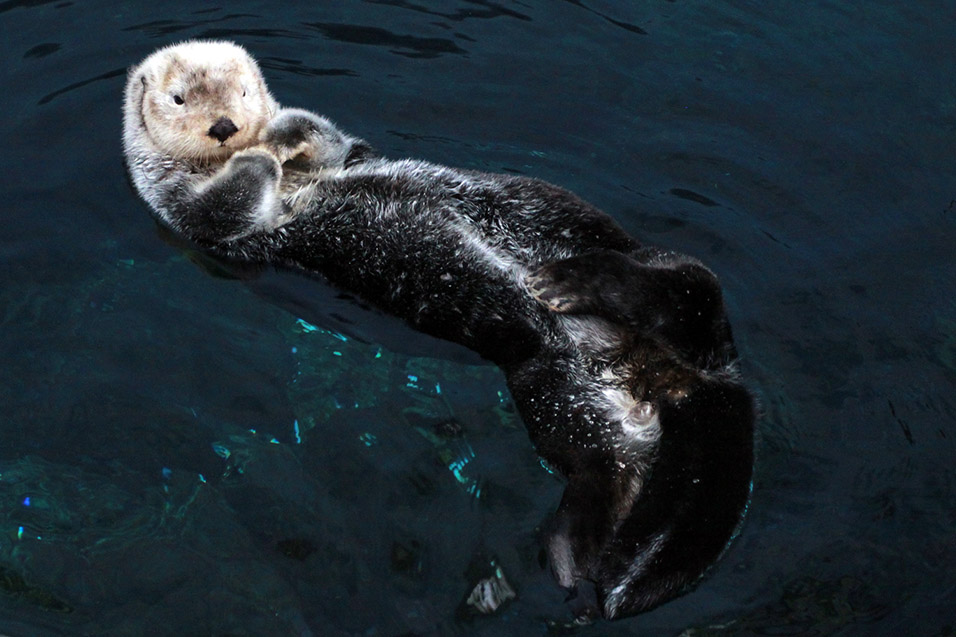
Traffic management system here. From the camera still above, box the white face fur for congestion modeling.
[125,40,276,162]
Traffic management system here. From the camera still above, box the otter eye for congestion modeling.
[173,94,185,106]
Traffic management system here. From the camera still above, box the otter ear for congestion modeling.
[125,66,148,103]
[130,61,153,93]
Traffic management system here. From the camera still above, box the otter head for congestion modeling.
[125,40,277,162]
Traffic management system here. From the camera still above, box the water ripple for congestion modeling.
[561,0,647,35]
[258,57,358,78]
[121,13,265,38]
[306,22,468,59]
[364,0,532,23]
[22,42,59,58]
[37,68,126,105]
[0,0,61,15]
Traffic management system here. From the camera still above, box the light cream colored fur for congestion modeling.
[123,40,278,164]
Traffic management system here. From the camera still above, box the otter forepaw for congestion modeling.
[261,108,374,171]
[259,108,332,164]
[227,147,282,181]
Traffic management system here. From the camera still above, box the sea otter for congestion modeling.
[123,40,754,620]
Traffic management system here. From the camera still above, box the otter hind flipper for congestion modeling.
[593,378,755,618]
[527,249,737,369]
[540,374,755,620]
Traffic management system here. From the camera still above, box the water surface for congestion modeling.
[1,1,954,635]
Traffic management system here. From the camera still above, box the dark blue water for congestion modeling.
[2,1,954,635]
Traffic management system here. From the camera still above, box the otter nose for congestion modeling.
[208,117,239,143]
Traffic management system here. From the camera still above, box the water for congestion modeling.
[1,1,954,635]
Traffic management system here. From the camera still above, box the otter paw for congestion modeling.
[260,108,325,163]
[227,148,282,180]
[525,264,590,313]
[261,137,313,165]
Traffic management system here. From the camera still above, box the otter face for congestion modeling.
[132,41,276,162]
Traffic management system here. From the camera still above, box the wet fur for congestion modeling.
[123,41,754,620]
